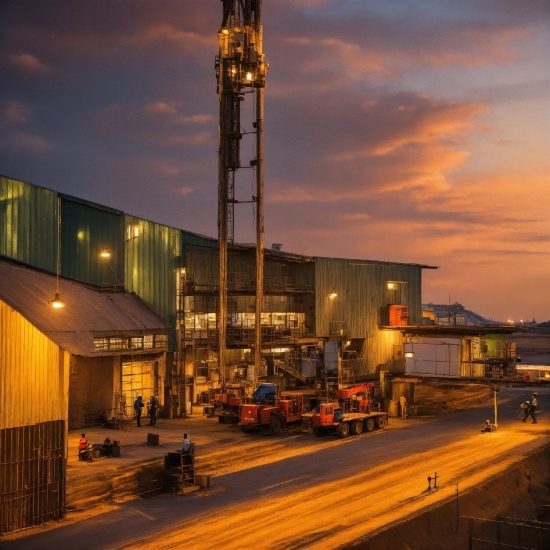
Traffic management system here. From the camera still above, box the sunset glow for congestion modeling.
[0,0,548,322]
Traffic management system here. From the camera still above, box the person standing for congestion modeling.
[399,395,408,419]
[148,395,159,426]
[134,395,144,427]
[529,392,538,423]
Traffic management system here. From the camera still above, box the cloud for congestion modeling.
[2,101,30,124]
[7,132,52,154]
[91,102,214,148]
[4,53,49,75]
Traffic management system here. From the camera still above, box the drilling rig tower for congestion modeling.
[215,0,268,385]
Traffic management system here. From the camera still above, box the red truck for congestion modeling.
[204,386,245,424]
[307,383,388,438]
[240,391,305,434]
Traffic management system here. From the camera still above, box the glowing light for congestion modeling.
[49,292,65,309]
[328,292,337,300]
[246,72,253,81]
[100,247,111,259]
[387,282,395,290]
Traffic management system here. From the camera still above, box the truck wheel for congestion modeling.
[376,416,386,429]
[365,418,375,432]
[313,427,324,437]
[270,416,283,434]
[336,422,350,438]
[351,420,363,436]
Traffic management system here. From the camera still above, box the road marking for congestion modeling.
[260,476,308,491]
[129,507,156,521]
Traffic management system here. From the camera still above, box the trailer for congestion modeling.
[309,402,388,437]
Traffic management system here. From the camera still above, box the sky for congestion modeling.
[1,0,549,323]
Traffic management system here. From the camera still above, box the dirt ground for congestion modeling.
[3,338,549,549]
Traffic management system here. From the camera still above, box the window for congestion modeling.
[94,338,109,351]
[130,337,143,349]
[143,335,154,349]
[93,334,165,352]
[155,334,167,349]
[109,337,125,350]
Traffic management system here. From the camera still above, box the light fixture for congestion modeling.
[246,71,253,81]
[405,352,414,358]
[100,247,111,259]
[49,292,65,309]
[328,292,337,300]
[50,196,65,309]
[387,282,396,290]
[127,224,140,240]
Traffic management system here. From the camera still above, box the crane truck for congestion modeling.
[240,385,305,434]
[307,383,388,438]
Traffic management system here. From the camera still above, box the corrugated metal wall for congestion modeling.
[0,176,57,272]
[124,215,181,350]
[0,421,66,534]
[314,257,422,374]
[60,195,125,287]
[0,301,68,428]
[0,301,68,534]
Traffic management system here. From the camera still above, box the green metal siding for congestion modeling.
[0,176,56,272]
[314,257,423,374]
[60,197,125,286]
[124,216,182,351]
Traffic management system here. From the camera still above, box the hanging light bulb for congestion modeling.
[49,292,65,309]
[100,247,111,259]
[50,196,65,310]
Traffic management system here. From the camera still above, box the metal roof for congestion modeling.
[0,258,170,356]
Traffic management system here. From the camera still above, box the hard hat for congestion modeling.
[533,392,538,395]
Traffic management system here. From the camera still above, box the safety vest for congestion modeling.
[79,437,88,450]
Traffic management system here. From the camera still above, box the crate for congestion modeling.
[147,433,160,446]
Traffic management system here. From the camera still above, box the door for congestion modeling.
[121,361,155,419]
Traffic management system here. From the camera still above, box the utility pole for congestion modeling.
[216,0,268,386]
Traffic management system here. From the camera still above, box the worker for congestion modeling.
[399,396,408,419]
[521,400,531,422]
[78,433,90,460]
[529,392,538,423]
[134,395,145,427]
[181,433,192,454]
[148,394,159,426]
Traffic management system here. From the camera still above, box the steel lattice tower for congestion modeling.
[215,0,268,384]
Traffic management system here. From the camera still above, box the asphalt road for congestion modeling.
[4,387,549,550]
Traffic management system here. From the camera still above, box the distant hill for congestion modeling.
[422,302,501,326]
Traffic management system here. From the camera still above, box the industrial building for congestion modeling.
[0,172,436,531]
